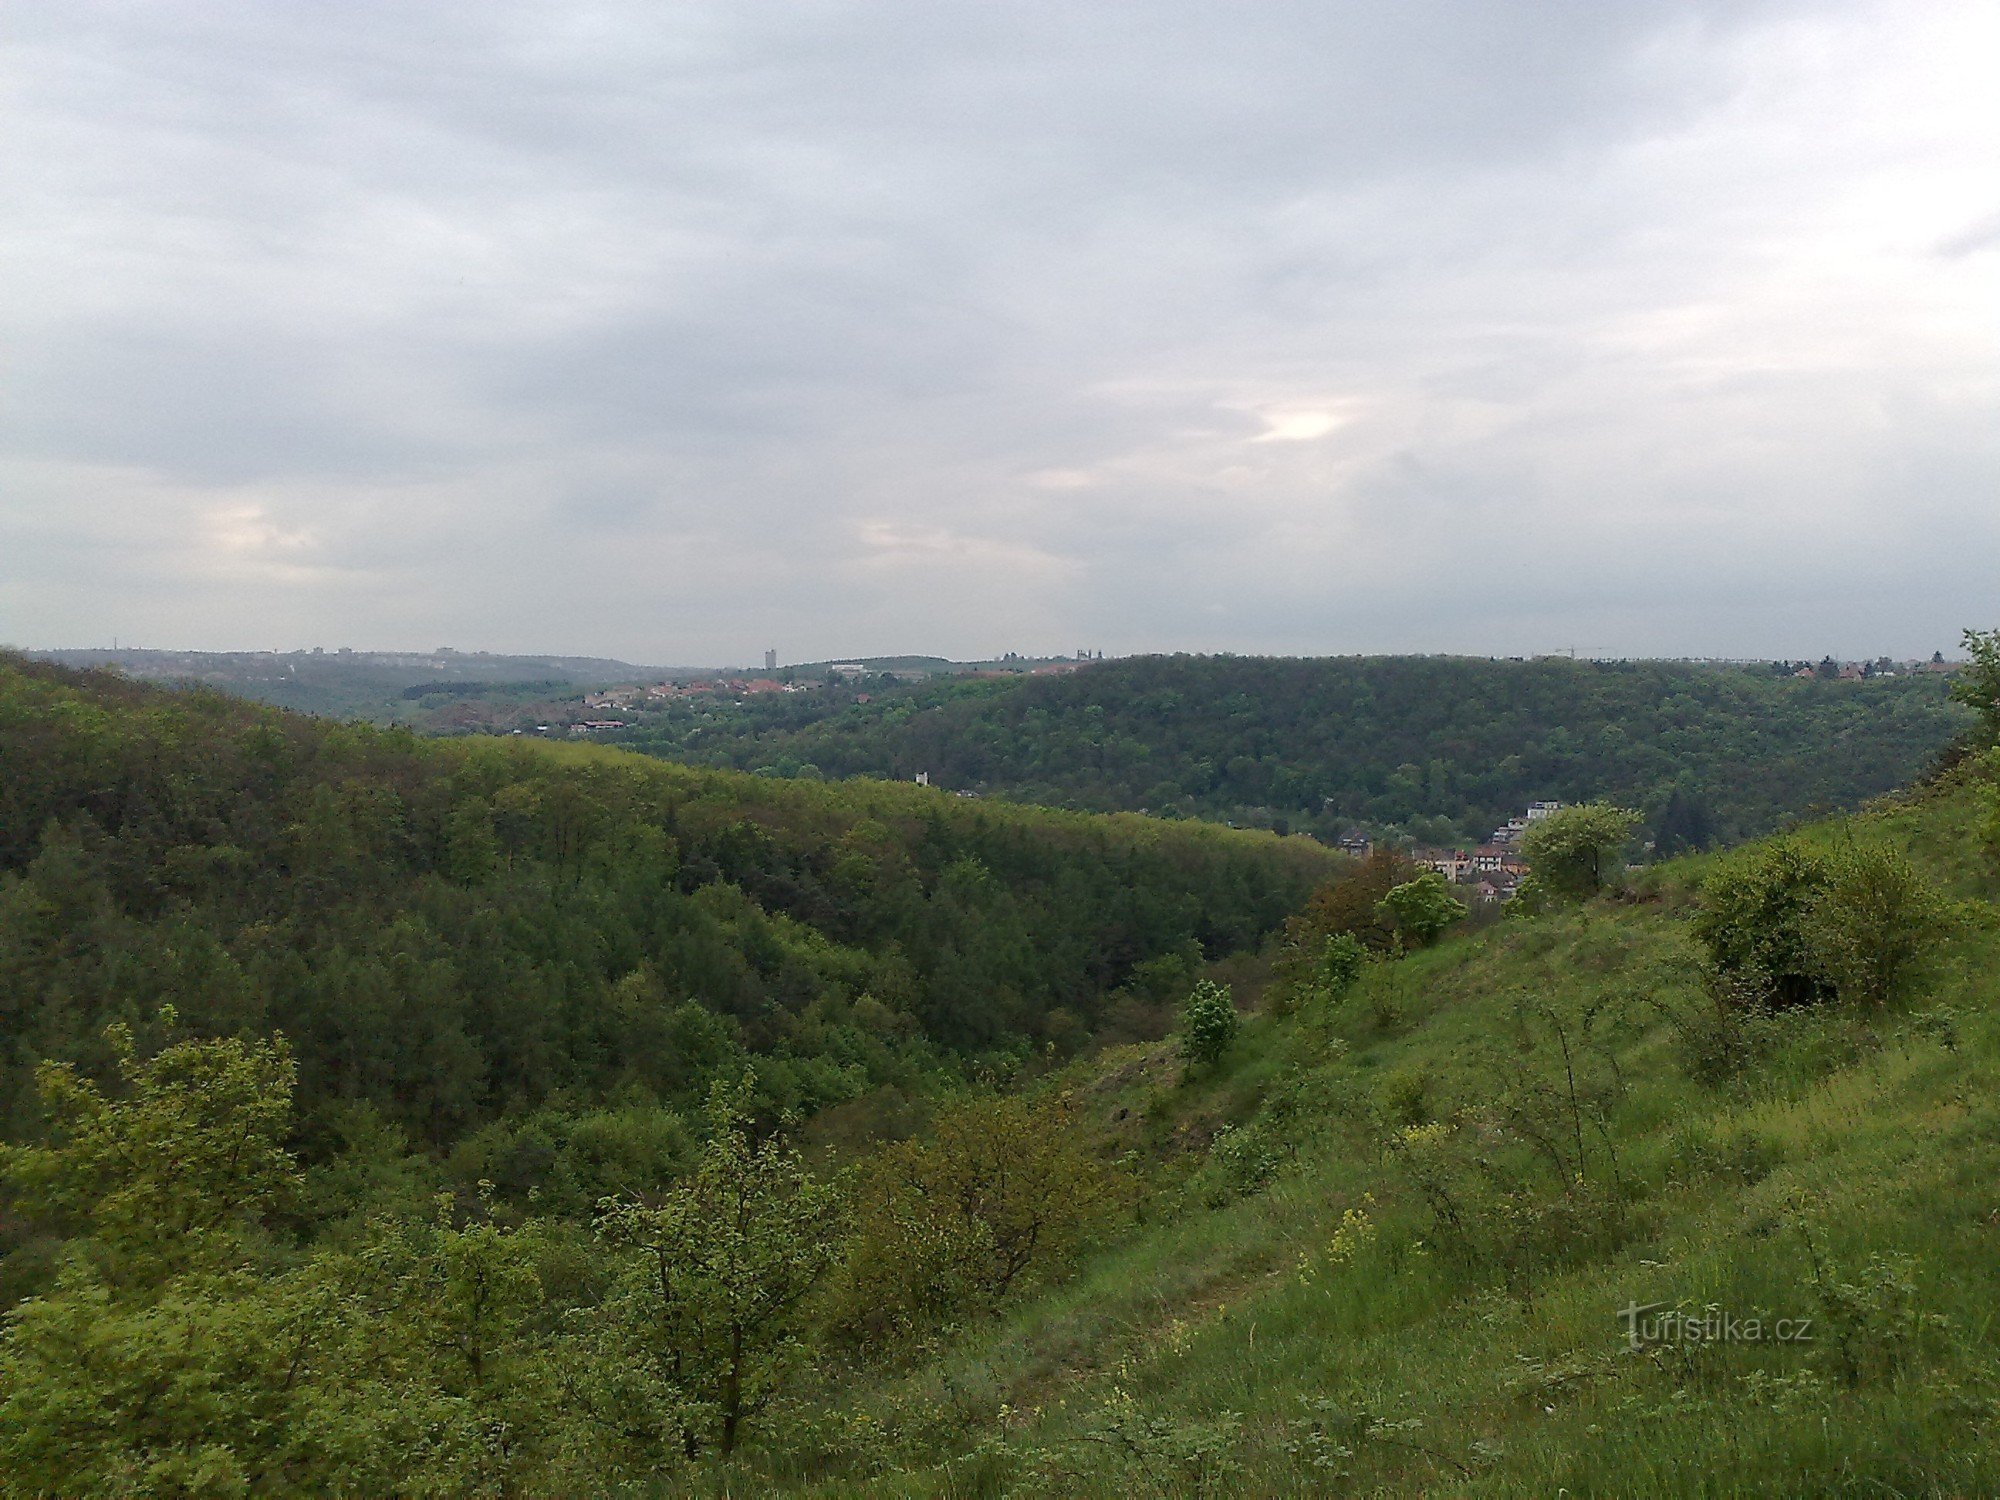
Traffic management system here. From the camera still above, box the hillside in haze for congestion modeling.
[30,647,675,723]
[605,654,1970,850]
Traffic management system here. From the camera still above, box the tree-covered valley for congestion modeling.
[604,655,1968,851]
[4,642,2000,1495]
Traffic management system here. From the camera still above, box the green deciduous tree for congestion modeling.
[0,1014,299,1280]
[581,1083,840,1459]
[1376,872,1466,948]
[1519,804,1641,902]
[1288,851,1418,953]
[1950,626,2000,741]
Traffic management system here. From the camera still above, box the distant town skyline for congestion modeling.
[4,1,1995,663]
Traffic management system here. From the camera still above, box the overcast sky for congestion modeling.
[3,1,1994,665]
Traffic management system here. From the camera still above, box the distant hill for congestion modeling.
[27,647,679,721]
[605,654,1971,850]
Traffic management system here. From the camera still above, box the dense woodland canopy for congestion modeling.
[609,655,1966,847]
[0,655,1330,1159]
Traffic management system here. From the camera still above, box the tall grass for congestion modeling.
[689,772,2000,1496]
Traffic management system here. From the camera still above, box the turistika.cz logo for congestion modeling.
[1616,1302,1814,1353]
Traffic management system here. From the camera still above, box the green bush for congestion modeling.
[1802,843,1957,1010]
[1693,839,1956,1012]
[1376,872,1466,948]
[1179,980,1239,1072]
[1316,932,1369,997]
[1690,840,1838,1008]
[1518,804,1641,901]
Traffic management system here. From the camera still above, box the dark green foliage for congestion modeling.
[4,646,1992,1495]
[1288,850,1419,954]
[1801,844,1958,1010]
[608,655,1968,847]
[1651,787,1715,858]
[0,655,1329,1149]
[1691,841,1839,1009]
[1692,839,1956,1011]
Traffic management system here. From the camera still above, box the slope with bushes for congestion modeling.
[730,752,1999,1494]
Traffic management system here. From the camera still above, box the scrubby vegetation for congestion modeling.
[3,646,1998,1494]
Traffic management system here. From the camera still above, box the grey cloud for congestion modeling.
[1,0,1991,661]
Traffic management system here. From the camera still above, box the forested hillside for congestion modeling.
[737,748,2000,1496]
[2,644,1998,1493]
[0,655,1330,1155]
[611,656,1967,848]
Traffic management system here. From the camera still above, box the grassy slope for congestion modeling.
[747,766,2000,1496]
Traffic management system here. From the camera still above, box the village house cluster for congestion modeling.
[1344,800,1566,904]
[566,676,826,730]
[1773,655,1959,681]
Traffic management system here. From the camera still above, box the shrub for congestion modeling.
[1375,872,1466,948]
[1179,980,1239,1071]
[1801,843,1957,1010]
[836,1092,1126,1343]
[1694,838,1956,1012]
[1316,932,1369,997]
[1690,840,1838,1008]
[1518,804,1641,901]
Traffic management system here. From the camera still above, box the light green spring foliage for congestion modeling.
[585,1081,840,1460]
[1951,626,2000,740]
[1374,871,1466,948]
[0,1037,842,1493]
[1518,802,1642,901]
[1179,979,1239,1071]
[1315,932,1368,998]
[757,775,1997,1497]
[1801,842,1960,1011]
[3,648,1997,1496]
[0,1013,299,1282]
[0,1024,546,1495]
